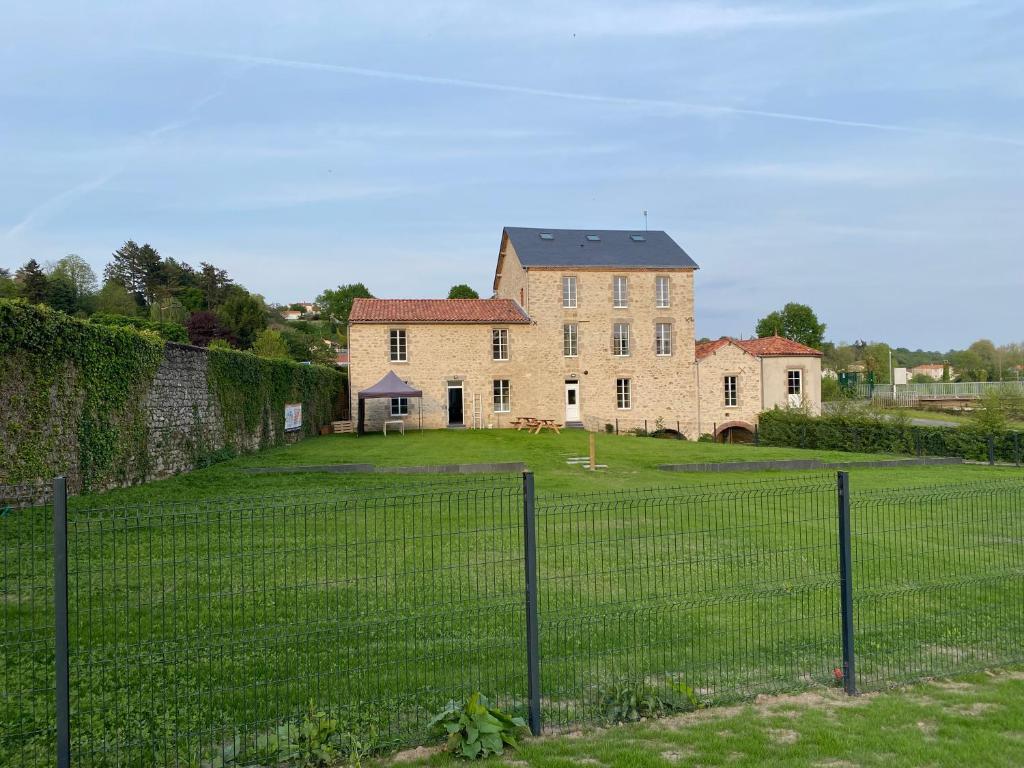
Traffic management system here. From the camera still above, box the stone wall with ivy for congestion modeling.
[0,300,342,496]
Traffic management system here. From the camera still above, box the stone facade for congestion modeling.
[348,228,821,438]
[695,341,823,438]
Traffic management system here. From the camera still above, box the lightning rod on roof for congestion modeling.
[643,210,648,231]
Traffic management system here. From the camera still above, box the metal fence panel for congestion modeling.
[852,480,1024,689]
[62,476,525,767]
[0,484,55,768]
[535,476,840,727]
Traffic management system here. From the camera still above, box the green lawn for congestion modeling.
[2,430,1022,767]
[65,428,1021,507]
[389,668,1024,768]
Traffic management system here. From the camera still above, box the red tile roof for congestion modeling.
[696,335,822,360]
[349,298,531,324]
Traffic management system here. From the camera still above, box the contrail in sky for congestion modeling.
[172,49,1024,149]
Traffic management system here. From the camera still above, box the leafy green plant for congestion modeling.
[428,693,526,759]
[596,681,699,723]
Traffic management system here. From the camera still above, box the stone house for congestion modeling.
[348,227,822,438]
[695,336,822,442]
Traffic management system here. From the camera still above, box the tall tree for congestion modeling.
[104,241,161,306]
[0,268,18,298]
[197,262,233,309]
[251,329,291,359]
[186,310,233,347]
[44,273,78,314]
[755,303,826,349]
[15,259,48,303]
[94,280,140,315]
[447,284,479,299]
[316,283,373,326]
[217,288,266,348]
[51,254,98,297]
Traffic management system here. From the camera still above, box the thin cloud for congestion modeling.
[4,75,242,238]
[167,49,1024,149]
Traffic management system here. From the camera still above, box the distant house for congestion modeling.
[347,226,822,438]
[281,309,303,321]
[910,363,949,381]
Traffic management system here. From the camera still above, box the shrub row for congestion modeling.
[89,312,189,343]
[758,409,1024,464]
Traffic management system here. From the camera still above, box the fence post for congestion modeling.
[522,471,542,736]
[988,435,996,466]
[615,419,619,435]
[754,424,760,446]
[53,476,71,768]
[1015,432,1021,467]
[836,471,857,695]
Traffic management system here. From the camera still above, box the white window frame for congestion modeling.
[612,276,628,308]
[787,369,803,396]
[724,375,737,407]
[389,328,407,362]
[655,323,672,356]
[656,276,670,308]
[562,275,577,308]
[616,378,631,410]
[493,379,511,413]
[612,323,630,357]
[563,323,578,358]
[390,397,409,416]
[492,328,508,361]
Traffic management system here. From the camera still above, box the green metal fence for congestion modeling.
[2,472,1023,767]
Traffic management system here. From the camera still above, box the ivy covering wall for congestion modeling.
[0,300,341,494]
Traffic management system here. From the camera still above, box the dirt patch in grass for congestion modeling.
[768,728,800,745]
[917,720,938,739]
[952,702,1000,717]
[660,747,696,762]
[388,745,441,763]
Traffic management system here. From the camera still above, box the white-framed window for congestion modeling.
[563,323,578,357]
[389,329,407,362]
[616,378,631,410]
[612,323,630,356]
[492,328,508,360]
[390,397,409,416]
[724,375,737,407]
[655,323,672,356]
[493,379,510,412]
[656,276,670,308]
[787,369,802,395]
[612,276,628,308]
[562,276,577,308]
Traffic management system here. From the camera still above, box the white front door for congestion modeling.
[565,381,580,422]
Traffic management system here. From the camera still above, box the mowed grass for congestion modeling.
[390,668,1024,768]
[2,430,1023,767]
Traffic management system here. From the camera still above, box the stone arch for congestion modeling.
[715,420,756,444]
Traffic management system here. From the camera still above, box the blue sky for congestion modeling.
[1,0,1021,348]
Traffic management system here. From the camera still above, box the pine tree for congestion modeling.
[15,259,48,303]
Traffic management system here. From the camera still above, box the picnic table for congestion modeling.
[510,417,562,434]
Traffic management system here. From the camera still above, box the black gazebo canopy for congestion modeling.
[357,371,423,434]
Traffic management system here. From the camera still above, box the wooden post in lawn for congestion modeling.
[589,430,596,471]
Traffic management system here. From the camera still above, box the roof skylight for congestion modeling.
[539,232,554,240]
[630,234,646,242]
[585,234,601,241]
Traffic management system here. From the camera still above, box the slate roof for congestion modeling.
[503,227,698,269]
[349,298,531,324]
[696,335,823,360]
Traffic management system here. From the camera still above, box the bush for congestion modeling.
[90,312,188,343]
[758,408,1024,463]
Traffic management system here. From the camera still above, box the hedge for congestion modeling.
[758,409,1024,464]
[89,312,189,343]
[1,299,342,493]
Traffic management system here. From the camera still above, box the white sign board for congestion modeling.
[284,403,303,432]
